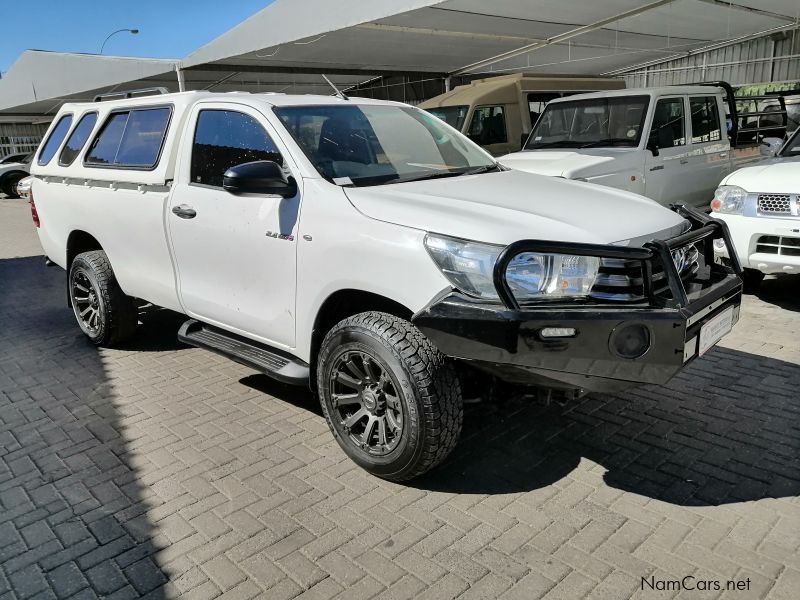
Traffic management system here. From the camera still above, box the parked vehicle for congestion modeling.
[500,83,788,208]
[30,90,742,480]
[419,74,625,155]
[711,127,800,287]
[0,152,32,198]
[0,152,29,164]
[15,175,33,200]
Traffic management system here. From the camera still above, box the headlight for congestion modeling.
[711,185,747,214]
[424,234,600,301]
[424,234,502,298]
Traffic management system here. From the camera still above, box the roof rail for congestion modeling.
[94,87,170,102]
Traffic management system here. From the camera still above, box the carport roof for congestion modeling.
[2,0,799,116]
[183,0,800,77]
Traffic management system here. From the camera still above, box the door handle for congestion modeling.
[172,204,197,219]
[719,152,728,158]
[680,159,689,165]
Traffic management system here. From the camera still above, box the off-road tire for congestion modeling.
[317,311,463,481]
[69,250,137,346]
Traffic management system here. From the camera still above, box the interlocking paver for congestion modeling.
[2,195,799,599]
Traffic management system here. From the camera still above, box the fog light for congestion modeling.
[713,238,726,251]
[540,327,577,338]
[610,323,651,359]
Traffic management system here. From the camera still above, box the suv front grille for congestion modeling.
[755,235,800,256]
[590,244,699,301]
[758,194,792,214]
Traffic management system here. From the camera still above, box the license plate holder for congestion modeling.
[698,305,735,356]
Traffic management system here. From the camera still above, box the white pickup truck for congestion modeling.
[30,89,742,480]
[711,127,800,287]
[500,84,782,208]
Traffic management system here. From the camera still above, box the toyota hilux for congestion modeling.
[29,89,742,480]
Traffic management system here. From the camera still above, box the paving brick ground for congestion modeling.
[1,197,798,599]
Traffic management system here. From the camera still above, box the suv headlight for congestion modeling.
[711,185,747,214]
[424,234,600,301]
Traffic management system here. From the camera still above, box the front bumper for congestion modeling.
[712,212,800,275]
[413,206,743,393]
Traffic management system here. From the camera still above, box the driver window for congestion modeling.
[191,109,283,188]
[468,106,507,145]
[649,98,686,149]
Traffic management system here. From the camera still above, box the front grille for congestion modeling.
[590,244,699,301]
[758,194,792,214]
[755,235,800,256]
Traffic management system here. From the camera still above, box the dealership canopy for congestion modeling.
[2,0,799,115]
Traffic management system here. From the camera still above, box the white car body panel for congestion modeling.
[30,91,694,364]
[343,169,686,246]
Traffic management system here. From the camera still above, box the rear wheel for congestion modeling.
[1,173,25,198]
[317,311,463,481]
[69,250,137,346]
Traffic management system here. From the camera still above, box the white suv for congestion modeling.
[29,90,742,480]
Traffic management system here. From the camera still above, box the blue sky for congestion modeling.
[0,0,272,75]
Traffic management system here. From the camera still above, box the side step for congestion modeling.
[178,319,309,386]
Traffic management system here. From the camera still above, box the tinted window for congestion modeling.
[191,110,283,187]
[649,98,685,148]
[85,112,129,165]
[468,105,507,145]
[115,108,171,167]
[38,115,73,166]
[85,107,171,168]
[690,96,722,143]
[59,112,98,166]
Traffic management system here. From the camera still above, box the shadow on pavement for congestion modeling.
[0,256,167,598]
[753,274,800,312]
[410,341,800,503]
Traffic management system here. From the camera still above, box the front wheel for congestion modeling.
[317,312,463,481]
[69,250,137,346]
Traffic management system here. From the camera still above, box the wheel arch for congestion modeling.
[309,288,413,390]
[65,230,104,306]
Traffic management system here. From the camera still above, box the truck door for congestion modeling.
[681,95,730,208]
[644,96,689,206]
[467,105,513,155]
[167,103,300,349]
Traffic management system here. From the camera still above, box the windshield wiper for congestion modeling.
[464,163,503,175]
[579,138,635,148]
[387,165,499,185]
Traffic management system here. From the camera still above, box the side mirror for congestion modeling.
[223,160,297,197]
[647,140,659,157]
[760,137,783,157]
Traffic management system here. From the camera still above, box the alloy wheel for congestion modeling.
[71,271,102,333]
[328,350,404,456]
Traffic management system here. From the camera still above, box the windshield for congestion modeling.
[274,104,496,186]
[780,128,800,157]
[425,105,469,131]
[525,95,650,150]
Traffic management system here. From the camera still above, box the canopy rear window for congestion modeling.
[85,107,172,169]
